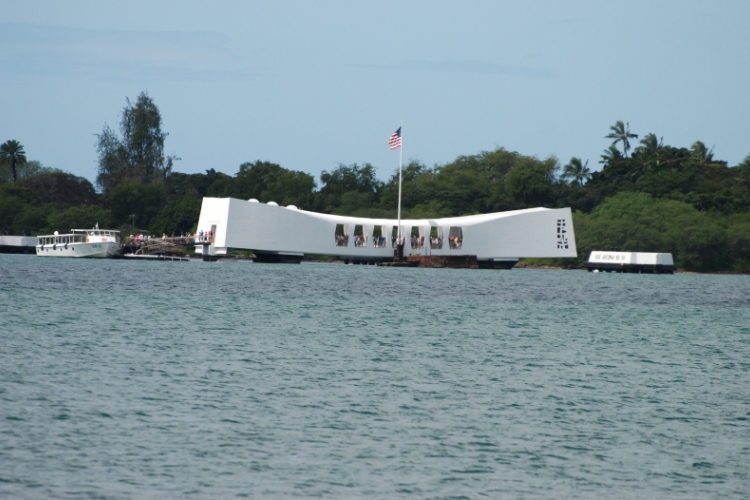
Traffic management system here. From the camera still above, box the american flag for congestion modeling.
[389,127,402,150]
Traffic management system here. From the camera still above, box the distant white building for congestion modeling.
[196,197,578,267]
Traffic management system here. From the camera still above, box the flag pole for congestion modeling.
[397,119,403,241]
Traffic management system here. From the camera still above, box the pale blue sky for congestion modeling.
[2,0,749,186]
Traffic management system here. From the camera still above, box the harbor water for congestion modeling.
[1,254,749,498]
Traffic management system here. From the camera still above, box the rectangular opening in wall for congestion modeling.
[448,226,463,250]
[373,225,386,248]
[410,226,424,249]
[353,224,366,247]
[335,224,348,246]
[430,226,443,249]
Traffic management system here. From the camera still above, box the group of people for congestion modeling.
[335,234,349,246]
[372,235,387,248]
[336,234,388,247]
[410,235,425,249]
[333,232,461,250]
[196,229,214,242]
[353,235,368,247]
[122,231,204,247]
[129,233,151,245]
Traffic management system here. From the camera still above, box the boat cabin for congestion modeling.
[38,229,120,246]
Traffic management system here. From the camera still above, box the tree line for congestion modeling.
[2,94,749,271]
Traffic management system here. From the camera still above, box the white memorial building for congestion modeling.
[196,197,578,267]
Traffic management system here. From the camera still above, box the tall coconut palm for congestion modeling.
[600,144,624,169]
[637,133,663,155]
[0,140,27,183]
[628,133,663,182]
[605,120,638,158]
[562,157,591,186]
[690,141,714,164]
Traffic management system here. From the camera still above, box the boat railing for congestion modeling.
[38,233,91,245]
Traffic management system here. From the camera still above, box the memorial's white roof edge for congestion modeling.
[214,197,559,226]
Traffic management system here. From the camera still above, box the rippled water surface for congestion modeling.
[1,254,749,498]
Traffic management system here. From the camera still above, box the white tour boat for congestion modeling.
[36,225,120,258]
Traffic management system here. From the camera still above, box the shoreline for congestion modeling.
[515,261,749,275]
[3,252,748,275]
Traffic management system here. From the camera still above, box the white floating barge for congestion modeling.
[195,197,578,267]
[0,235,37,254]
[585,251,675,274]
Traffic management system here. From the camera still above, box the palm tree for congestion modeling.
[600,144,624,169]
[0,140,27,183]
[690,141,714,164]
[562,157,591,186]
[735,154,750,191]
[628,133,663,182]
[605,120,638,158]
[637,133,663,156]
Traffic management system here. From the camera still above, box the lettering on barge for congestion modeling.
[592,253,626,261]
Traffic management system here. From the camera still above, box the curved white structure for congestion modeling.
[196,197,577,265]
[36,228,120,258]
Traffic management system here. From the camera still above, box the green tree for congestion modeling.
[96,92,176,191]
[690,141,714,165]
[735,154,750,191]
[0,140,27,183]
[574,191,730,271]
[47,205,113,232]
[233,161,316,207]
[599,144,625,170]
[505,157,558,207]
[235,161,281,199]
[105,180,166,229]
[0,187,30,233]
[262,169,316,208]
[605,120,638,158]
[726,214,750,271]
[0,160,59,183]
[21,172,99,206]
[12,205,52,235]
[378,161,434,215]
[561,157,591,186]
[316,163,382,212]
[149,197,202,235]
[630,133,664,181]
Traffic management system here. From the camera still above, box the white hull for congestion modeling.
[36,241,119,258]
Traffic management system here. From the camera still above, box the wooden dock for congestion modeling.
[117,237,193,262]
[118,253,190,262]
